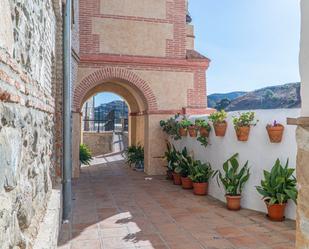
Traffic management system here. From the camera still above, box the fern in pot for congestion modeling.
[216,153,250,210]
[256,159,297,221]
[189,161,214,195]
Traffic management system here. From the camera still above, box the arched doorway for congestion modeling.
[72,67,160,178]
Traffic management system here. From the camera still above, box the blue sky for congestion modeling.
[190,0,301,94]
[95,0,301,105]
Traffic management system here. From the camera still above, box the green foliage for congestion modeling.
[125,144,144,166]
[256,159,297,205]
[80,144,93,165]
[197,136,209,147]
[216,153,250,196]
[178,119,193,128]
[159,114,181,140]
[189,161,214,183]
[209,110,227,124]
[232,112,258,127]
[215,98,231,111]
[174,147,192,177]
[164,142,179,171]
[195,119,211,131]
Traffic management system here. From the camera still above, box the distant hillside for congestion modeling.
[208,91,247,108]
[208,83,301,111]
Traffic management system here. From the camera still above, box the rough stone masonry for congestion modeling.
[0,0,62,248]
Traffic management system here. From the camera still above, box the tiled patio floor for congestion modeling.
[58,155,296,249]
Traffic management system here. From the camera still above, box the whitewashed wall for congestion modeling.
[172,108,300,220]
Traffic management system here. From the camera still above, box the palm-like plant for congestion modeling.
[80,144,93,165]
[256,159,297,205]
[216,153,250,196]
[189,161,214,183]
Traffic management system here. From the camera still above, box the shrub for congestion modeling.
[80,144,93,165]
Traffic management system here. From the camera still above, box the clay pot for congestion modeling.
[199,127,210,137]
[226,195,241,211]
[166,170,173,180]
[188,126,198,137]
[179,127,188,137]
[214,122,227,137]
[172,172,182,185]
[266,202,286,221]
[193,182,208,195]
[267,125,284,143]
[181,177,193,189]
[235,126,251,141]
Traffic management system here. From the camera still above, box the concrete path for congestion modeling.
[58,156,295,249]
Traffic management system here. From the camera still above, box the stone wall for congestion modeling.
[0,0,61,248]
[83,132,113,156]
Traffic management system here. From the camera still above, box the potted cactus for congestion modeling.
[266,120,284,143]
[232,112,258,141]
[189,161,214,195]
[209,110,228,137]
[216,153,250,210]
[195,119,211,137]
[256,159,297,221]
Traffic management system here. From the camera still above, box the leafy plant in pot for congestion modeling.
[160,114,181,140]
[164,142,178,180]
[209,110,228,137]
[172,147,189,185]
[178,119,192,137]
[80,144,93,165]
[216,153,250,210]
[174,149,194,189]
[189,161,214,195]
[124,144,144,172]
[195,119,211,137]
[256,159,297,221]
[266,120,284,143]
[232,112,258,141]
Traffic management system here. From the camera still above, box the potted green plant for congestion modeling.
[164,142,178,180]
[232,112,258,141]
[178,119,192,137]
[195,119,211,137]
[256,159,297,221]
[124,144,144,172]
[80,144,93,165]
[266,120,284,143]
[216,153,250,210]
[172,147,188,185]
[189,161,214,195]
[160,114,181,140]
[188,123,198,137]
[174,149,193,189]
[209,110,228,137]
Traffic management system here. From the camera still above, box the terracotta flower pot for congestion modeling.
[267,125,284,143]
[172,172,182,185]
[166,170,173,180]
[188,126,198,137]
[181,177,193,189]
[193,182,208,195]
[214,122,227,137]
[179,127,188,137]
[199,127,210,137]
[266,202,286,221]
[235,126,251,141]
[226,195,241,210]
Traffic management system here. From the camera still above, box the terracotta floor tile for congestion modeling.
[57,157,296,249]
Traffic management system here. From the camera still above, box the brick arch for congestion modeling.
[73,67,158,112]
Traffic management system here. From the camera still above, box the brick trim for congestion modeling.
[73,67,158,112]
